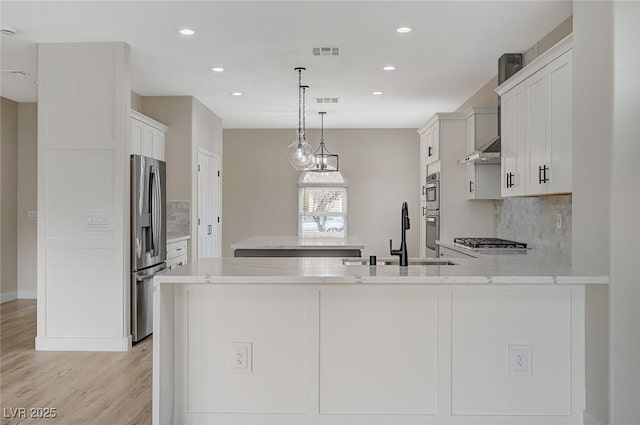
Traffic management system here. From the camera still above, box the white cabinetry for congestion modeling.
[418,121,440,167]
[500,84,527,197]
[167,239,188,270]
[465,108,501,200]
[131,110,167,161]
[497,35,573,197]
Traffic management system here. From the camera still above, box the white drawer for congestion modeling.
[167,255,188,270]
[167,240,188,259]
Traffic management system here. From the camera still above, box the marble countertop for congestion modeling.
[230,235,365,250]
[167,234,191,244]
[156,250,608,285]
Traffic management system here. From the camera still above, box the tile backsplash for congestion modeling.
[494,194,572,258]
[167,200,190,237]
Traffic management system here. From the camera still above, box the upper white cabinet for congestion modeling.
[465,107,501,200]
[131,110,167,161]
[500,83,527,197]
[497,35,573,197]
[418,121,440,166]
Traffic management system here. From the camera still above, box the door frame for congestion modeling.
[197,148,222,258]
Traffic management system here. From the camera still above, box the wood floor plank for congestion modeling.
[0,300,152,424]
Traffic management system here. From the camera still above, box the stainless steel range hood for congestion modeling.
[458,53,523,166]
[457,135,501,164]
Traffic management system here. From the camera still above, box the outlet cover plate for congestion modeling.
[509,344,532,376]
[229,342,252,373]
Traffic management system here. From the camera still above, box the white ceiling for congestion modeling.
[0,1,572,129]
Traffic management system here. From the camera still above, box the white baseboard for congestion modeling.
[35,335,132,352]
[584,410,605,425]
[0,291,18,304]
[17,290,37,299]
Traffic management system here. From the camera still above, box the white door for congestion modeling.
[198,151,221,258]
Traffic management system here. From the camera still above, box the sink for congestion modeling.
[341,258,457,266]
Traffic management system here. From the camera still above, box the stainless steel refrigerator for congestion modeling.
[131,155,166,343]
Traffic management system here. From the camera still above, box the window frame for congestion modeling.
[298,171,348,238]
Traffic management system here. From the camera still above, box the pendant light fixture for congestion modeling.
[311,112,339,172]
[287,67,314,170]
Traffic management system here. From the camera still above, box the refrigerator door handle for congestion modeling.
[153,169,161,256]
[149,167,156,253]
[135,264,167,282]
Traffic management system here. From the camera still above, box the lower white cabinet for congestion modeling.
[131,110,167,161]
[167,239,188,270]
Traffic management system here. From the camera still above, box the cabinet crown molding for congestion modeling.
[131,110,169,132]
[417,112,466,135]
[495,34,573,97]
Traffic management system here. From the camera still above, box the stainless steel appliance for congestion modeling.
[458,53,523,165]
[452,237,528,255]
[131,155,167,343]
[453,237,527,249]
[425,211,439,258]
[425,172,440,211]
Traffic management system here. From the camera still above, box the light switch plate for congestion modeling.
[27,210,37,221]
[82,210,111,231]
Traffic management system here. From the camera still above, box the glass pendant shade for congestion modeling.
[288,67,314,171]
[288,130,314,170]
[310,112,339,172]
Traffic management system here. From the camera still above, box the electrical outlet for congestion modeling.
[556,213,563,229]
[509,344,532,376]
[230,342,252,372]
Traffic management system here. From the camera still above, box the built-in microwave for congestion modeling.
[425,172,440,211]
[425,210,439,258]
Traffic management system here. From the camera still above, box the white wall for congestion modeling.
[222,129,419,257]
[17,102,37,299]
[36,42,131,351]
[1,97,18,303]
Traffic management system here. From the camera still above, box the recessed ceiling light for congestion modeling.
[396,27,412,34]
[211,67,224,72]
[372,91,384,95]
[382,66,396,71]
[231,92,243,96]
[177,28,195,36]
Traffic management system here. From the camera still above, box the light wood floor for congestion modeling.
[1,300,152,425]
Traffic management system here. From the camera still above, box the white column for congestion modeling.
[36,42,131,351]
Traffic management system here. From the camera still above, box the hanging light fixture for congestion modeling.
[310,112,339,172]
[287,67,314,170]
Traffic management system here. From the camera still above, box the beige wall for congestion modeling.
[1,97,18,301]
[222,129,419,258]
[456,16,573,113]
[131,91,142,112]
[17,102,37,298]
[140,96,193,201]
[573,4,613,424]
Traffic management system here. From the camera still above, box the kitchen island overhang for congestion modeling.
[152,257,607,425]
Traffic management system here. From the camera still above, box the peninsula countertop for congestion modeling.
[156,252,608,285]
[230,235,365,250]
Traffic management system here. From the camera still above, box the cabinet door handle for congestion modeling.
[506,173,509,188]
[538,165,543,184]
[543,165,549,183]
[469,180,474,193]
[428,146,433,157]
[422,185,426,196]
[422,206,426,217]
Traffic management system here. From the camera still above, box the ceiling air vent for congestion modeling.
[315,97,339,104]
[312,46,340,57]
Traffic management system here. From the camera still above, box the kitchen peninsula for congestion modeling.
[231,236,364,257]
[153,255,606,425]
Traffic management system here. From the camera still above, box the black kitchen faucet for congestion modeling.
[390,201,410,267]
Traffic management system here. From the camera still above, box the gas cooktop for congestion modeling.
[453,238,528,249]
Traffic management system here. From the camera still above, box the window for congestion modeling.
[298,171,347,238]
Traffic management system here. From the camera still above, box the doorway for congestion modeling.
[197,150,221,258]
